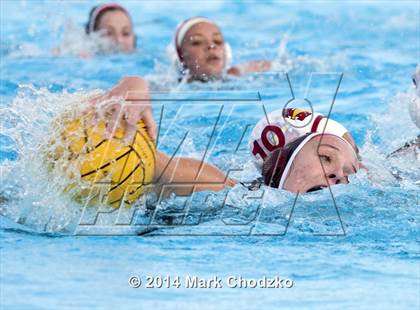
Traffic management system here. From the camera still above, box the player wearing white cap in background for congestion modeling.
[169,16,272,82]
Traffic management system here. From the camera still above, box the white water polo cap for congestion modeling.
[249,108,348,170]
[169,16,232,72]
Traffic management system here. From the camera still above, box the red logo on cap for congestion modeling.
[282,108,312,121]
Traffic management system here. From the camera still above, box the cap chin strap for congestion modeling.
[278,133,358,189]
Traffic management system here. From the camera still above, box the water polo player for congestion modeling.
[96,77,362,198]
[249,108,361,192]
[85,3,136,53]
[170,17,272,82]
[50,76,236,208]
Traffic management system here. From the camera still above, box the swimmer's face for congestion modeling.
[97,10,135,52]
[180,22,226,80]
[283,135,360,193]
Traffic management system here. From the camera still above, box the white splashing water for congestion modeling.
[360,88,419,188]
[0,85,104,232]
[0,83,418,234]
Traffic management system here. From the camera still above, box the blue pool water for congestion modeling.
[1,0,419,309]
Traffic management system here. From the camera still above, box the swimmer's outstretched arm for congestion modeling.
[227,60,272,76]
[152,151,237,197]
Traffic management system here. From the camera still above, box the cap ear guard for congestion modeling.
[262,133,319,189]
[224,42,233,69]
[85,6,98,34]
[166,43,186,74]
[262,147,290,188]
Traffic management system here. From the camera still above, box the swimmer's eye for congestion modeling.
[191,40,203,46]
[319,154,331,163]
[214,39,224,45]
[413,77,417,87]
[123,31,132,37]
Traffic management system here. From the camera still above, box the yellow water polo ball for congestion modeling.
[49,112,156,208]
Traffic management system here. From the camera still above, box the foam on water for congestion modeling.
[0,86,102,232]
